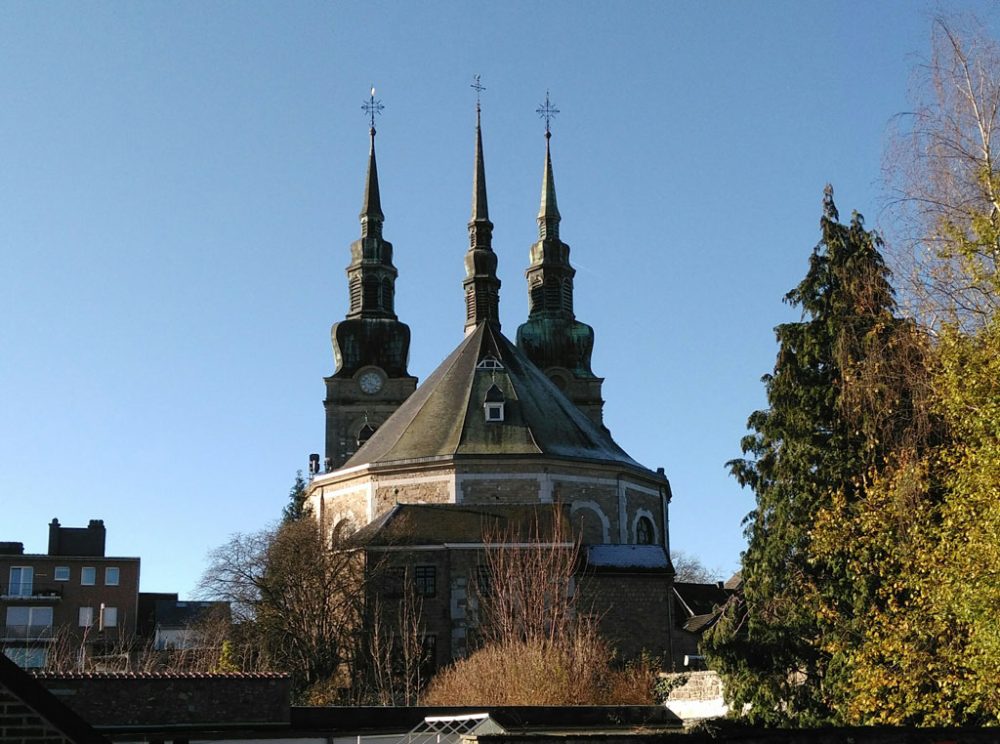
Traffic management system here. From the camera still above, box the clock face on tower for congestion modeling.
[359,371,384,395]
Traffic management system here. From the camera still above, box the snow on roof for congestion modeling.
[586,544,670,570]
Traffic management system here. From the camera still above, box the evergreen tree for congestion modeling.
[282,470,309,523]
[704,187,898,725]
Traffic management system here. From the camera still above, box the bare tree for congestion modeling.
[362,586,426,706]
[476,505,580,648]
[423,505,657,705]
[670,550,721,584]
[198,517,367,693]
[884,15,1000,329]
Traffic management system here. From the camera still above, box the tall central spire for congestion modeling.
[463,80,501,335]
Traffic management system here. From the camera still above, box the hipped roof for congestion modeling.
[342,322,650,473]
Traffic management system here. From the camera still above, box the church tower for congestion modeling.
[516,105,605,426]
[323,102,417,470]
[462,94,501,335]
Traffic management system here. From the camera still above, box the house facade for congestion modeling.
[0,520,139,669]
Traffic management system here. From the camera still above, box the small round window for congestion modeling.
[636,516,654,545]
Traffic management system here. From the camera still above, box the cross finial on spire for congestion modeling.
[471,75,486,113]
[536,90,559,138]
[362,86,384,133]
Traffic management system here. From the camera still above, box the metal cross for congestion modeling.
[471,75,486,111]
[362,86,384,130]
[536,90,559,135]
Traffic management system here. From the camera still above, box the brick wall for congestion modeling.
[33,673,289,726]
[0,689,74,744]
[579,573,672,661]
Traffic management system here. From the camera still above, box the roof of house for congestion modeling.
[352,503,572,547]
[672,581,731,632]
[152,599,230,629]
[341,322,653,474]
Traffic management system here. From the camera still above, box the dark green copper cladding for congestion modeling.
[331,126,412,377]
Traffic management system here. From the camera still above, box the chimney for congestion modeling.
[48,518,61,554]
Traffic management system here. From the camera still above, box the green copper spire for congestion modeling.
[538,132,560,239]
[463,88,501,335]
[516,107,604,426]
[360,126,384,237]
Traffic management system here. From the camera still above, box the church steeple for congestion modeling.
[538,131,560,240]
[359,126,384,238]
[463,85,501,335]
[325,89,417,470]
[516,95,605,426]
[346,122,398,321]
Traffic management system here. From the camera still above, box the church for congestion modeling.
[305,95,679,670]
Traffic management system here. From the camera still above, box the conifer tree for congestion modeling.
[704,187,898,725]
[282,470,309,523]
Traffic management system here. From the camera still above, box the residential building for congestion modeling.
[0,520,139,669]
[136,594,230,651]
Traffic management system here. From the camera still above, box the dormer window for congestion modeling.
[484,383,505,423]
[357,422,377,447]
[477,356,504,371]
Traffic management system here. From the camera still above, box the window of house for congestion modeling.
[102,606,118,628]
[79,607,94,627]
[53,566,70,582]
[105,567,120,586]
[4,646,48,669]
[414,565,436,597]
[6,606,53,638]
[81,567,96,586]
[485,402,504,422]
[636,516,654,545]
[8,566,33,597]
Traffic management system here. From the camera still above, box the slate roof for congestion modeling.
[585,545,672,572]
[672,581,731,634]
[152,599,229,629]
[342,322,650,472]
[352,503,571,547]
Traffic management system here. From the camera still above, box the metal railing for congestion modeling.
[2,624,54,641]
[0,583,62,599]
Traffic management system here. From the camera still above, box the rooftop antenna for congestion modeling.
[536,90,559,139]
[362,86,384,132]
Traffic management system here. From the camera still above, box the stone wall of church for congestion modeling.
[460,477,541,503]
[309,460,669,550]
[624,486,666,546]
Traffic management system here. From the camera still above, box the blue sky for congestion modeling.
[3,1,997,595]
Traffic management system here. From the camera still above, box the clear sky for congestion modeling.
[3,1,998,595]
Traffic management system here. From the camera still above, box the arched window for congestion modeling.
[363,277,378,308]
[636,516,654,545]
[544,278,561,311]
[349,277,362,312]
[380,277,393,313]
[561,279,574,315]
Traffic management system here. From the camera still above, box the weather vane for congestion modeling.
[536,90,559,137]
[362,86,384,131]
[471,75,486,111]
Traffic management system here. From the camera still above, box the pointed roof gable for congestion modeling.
[342,323,647,471]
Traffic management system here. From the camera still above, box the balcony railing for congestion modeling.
[0,583,62,600]
[2,624,54,641]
